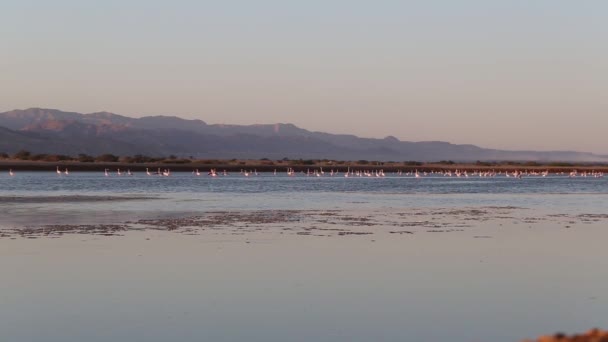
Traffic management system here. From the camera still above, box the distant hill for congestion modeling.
[0,108,606,162]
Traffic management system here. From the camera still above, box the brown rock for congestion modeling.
[523,329,608,342]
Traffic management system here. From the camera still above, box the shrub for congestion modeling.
[30,154,48,161]
[43,154,71,162]
[78,154,95,162]
[96,154,119,162]
[403,161,422,166]
[13,150,31,160]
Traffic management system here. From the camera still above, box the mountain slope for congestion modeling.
[0,108,605,162]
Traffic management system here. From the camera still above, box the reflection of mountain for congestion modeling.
[1,108,606,162]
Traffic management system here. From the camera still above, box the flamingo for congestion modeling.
[56,166,62,175]
[9,169,14,176]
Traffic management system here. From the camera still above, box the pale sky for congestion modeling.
[1,1,607,153]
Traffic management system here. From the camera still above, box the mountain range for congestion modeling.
[0,108,606,162]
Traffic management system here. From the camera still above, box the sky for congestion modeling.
[1,0,607,153]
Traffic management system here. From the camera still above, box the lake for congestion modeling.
[1,171,607,342]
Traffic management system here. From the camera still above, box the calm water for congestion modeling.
[1,171,607,213]
[1,172,607,342]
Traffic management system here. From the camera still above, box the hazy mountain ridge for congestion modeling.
[0,108,606,162]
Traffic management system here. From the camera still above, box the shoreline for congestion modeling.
[1,160,607,173]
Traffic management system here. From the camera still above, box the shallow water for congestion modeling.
[1,172,607,226]
[1,172,607,341]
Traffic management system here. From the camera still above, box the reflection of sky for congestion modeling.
[2,1,608,152]
[2,171,607,340]
[1,222,607,342]
[1,172,608,227]
[2,191,608,228]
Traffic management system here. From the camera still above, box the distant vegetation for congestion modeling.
[0,150,606,169]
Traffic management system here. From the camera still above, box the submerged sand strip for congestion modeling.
[1,206,607,240]
[0,195,161,203]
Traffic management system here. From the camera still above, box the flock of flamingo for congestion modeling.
[3,166,605,178]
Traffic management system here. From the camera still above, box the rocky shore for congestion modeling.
[524,329,608,342]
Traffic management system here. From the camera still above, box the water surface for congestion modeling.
[1,172,607,342]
